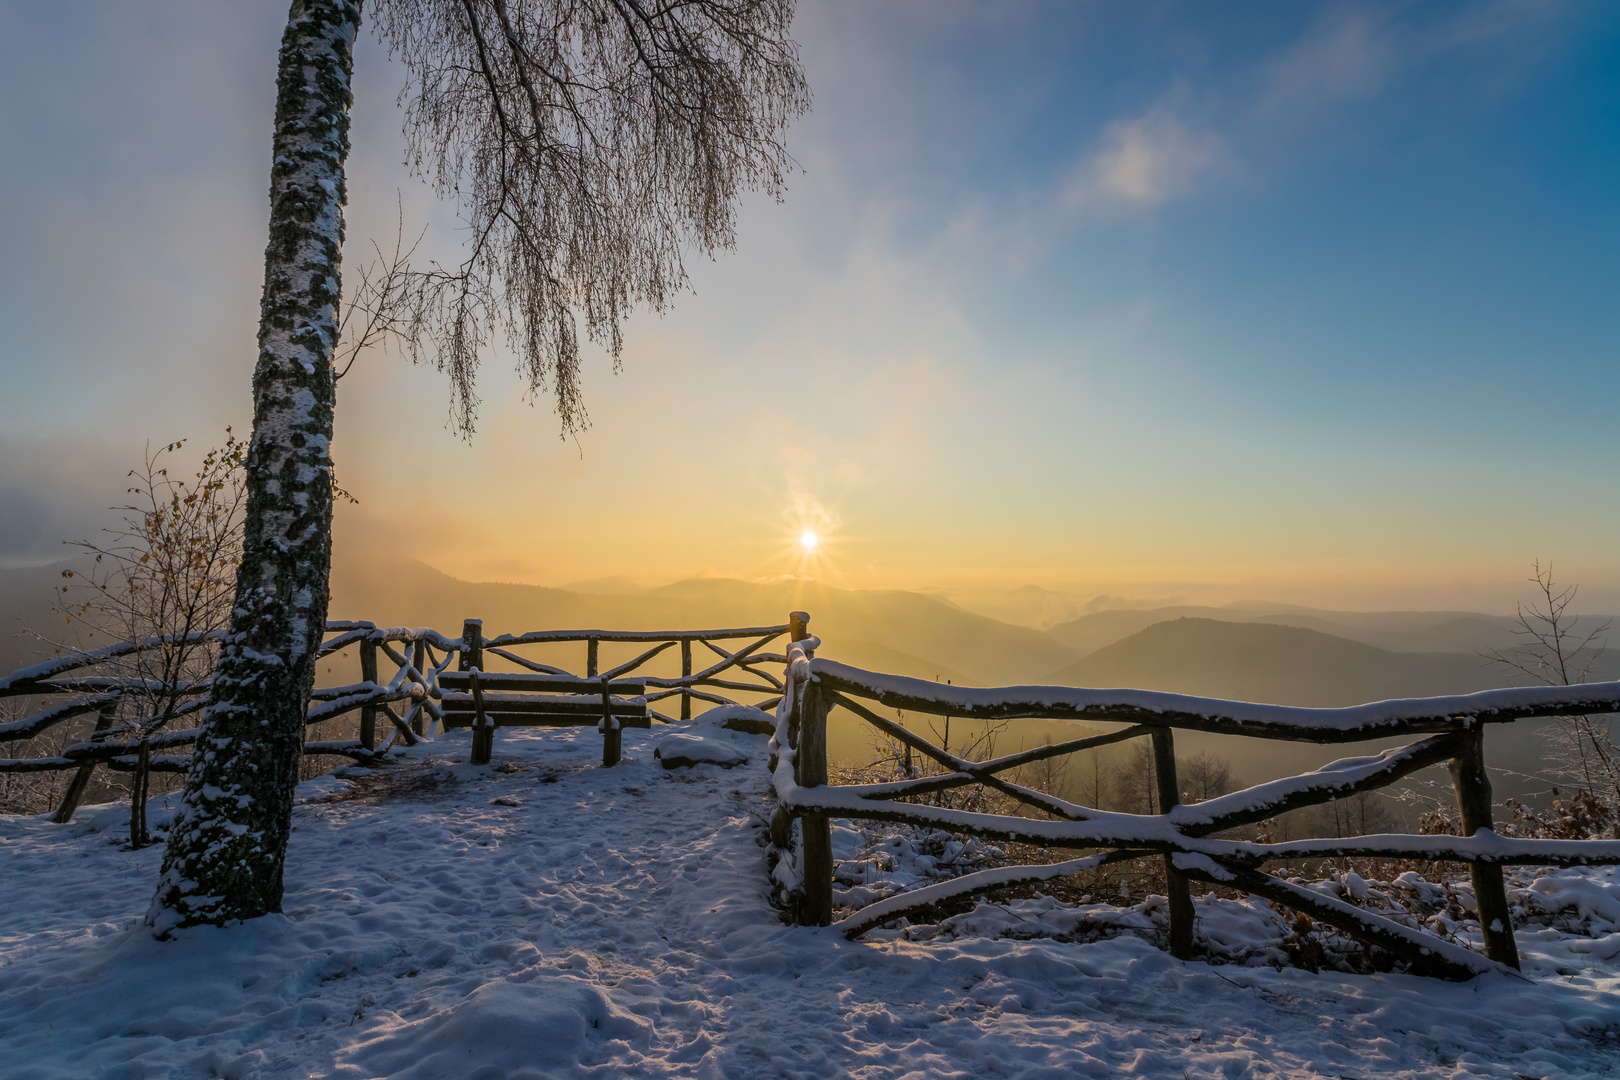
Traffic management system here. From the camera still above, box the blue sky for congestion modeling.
[0,1,1616,611]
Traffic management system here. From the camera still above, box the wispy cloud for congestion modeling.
[1257,8,1401,121]
[1255,1,1572,124]
[1060,1,1573,217]
[1066,104,1225,209]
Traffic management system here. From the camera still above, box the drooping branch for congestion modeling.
[369,0,808,435]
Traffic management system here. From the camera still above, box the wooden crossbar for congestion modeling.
[438,672,647,695]
[438,712,653,729]
[766,647,1620,979]
[439,694,649,717]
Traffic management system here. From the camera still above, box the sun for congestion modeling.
[779,502,838,576]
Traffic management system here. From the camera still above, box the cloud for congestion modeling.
[1065,105,1224,210]
[1254,2,1569,125]
[1259,9,1401,120]
[1059,2,1574,218]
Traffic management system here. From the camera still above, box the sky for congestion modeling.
[0,1,1617,613]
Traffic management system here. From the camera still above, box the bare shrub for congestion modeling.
[1484,561,1619,822]
[41,434,246,844]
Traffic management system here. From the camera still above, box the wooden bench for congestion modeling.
[437,671,650,767]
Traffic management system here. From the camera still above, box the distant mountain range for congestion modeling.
[1043,604,1530,659]
[7,553,1615,712]
[8,555,1612,796]
[331,555,1060,685]
[1046,617,1515,707]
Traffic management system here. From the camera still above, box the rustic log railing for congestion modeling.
[768,632,1620,980]
[1,616,793,822]
[464,618,791,722]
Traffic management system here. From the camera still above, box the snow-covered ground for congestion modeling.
[2,715,1618,1079]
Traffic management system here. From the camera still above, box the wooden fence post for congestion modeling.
[778,611,831,925]
[681,639,692,721]
[1450,727,1520,969]
[600,676,621,767]
[359,636,379,750]
[1151,727,1196,960]
[586,636,598,678]
[460,619,483,673]
[797,676,833,927]
[461,620,491,765]
[52,706,117,824]
[468,668,492,765]
[411,639,427,736]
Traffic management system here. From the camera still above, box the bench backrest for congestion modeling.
[438,671,647,696]
[438,670,652,766]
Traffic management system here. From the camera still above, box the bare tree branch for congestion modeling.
[369,0,808,437]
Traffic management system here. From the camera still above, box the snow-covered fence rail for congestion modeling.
[2,615,795,821]
[0,623,449,821]
[768,632,1620,980]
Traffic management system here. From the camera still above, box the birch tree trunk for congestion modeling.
[148,0,359,934]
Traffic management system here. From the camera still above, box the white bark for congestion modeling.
[149,0,360,934]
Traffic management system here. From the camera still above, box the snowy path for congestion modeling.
[1,720,1617,1079]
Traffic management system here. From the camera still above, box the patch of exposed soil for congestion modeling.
[303,762,463,805]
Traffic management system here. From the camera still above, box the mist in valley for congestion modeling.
[10,548,1603,814]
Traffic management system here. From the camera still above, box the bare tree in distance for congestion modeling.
[1177,750,1236,804]
[1009,728,1076,810]
[1484,560,1618,818]
[152,0,808,933]
[1112,740,1159,815]
[1074,748,1111,811]
[1307,789,1393,841]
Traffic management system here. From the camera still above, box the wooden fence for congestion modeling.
[0,617,793,822]
[768,630,1620,980]
[12,608,1620,979]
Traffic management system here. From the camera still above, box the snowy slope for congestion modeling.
[1,720,1617,1079]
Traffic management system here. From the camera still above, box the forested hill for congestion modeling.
[1044,605,1527,658]
[1042,616,1600,707]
